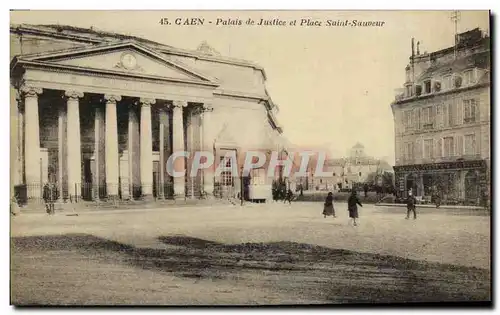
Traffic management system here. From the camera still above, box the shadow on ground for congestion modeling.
[11,234,491,304]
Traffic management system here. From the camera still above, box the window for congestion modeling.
[443,137,455,157]
[464,99,477,123]
[448,103,455,126]
[404,142,414,160]
[423,139,434,159]
[220,157,233,186]
[424,80,432,94]
[358,172,362,177]
[442,75,452,90]
[415,85,422,96]
[404,111,413,130]
[464,134,477,156]
[463,69,477,86]
[421,107,434,128]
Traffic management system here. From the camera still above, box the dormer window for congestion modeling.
[424,80,431,94]
[454,75,463,88]
[415,85,422,96]
[463,69,477,86]
[442,75,452,90]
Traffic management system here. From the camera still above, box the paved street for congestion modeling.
[10,202,491,305]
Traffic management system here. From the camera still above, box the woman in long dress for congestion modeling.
[322,192,336,218]
[347,189,363,226]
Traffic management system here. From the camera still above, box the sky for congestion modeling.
[10,10,490,164]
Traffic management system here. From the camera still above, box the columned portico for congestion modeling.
[172,100,187,199]
[10,41,230,205]
[105,94,121,198]
[21,85,42,197]
[140,98,155,198]
[65,90,84,199]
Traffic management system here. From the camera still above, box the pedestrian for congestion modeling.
[406,190,417,220]
[43,183,51,214]
[347,189,362,226]
[364,183,369,198]
[43,182,55,215]
[284,188,294,204]
[322,192,336,218]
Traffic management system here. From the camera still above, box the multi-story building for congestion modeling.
[391,28,490,206]
[9,24,284,205]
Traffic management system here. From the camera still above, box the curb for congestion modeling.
[375,203,488,211]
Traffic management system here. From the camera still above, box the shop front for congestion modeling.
[394,160,488,206]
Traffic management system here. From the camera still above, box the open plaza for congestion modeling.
[11,202,490,305]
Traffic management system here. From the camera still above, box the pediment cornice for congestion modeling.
[11,40,220,87]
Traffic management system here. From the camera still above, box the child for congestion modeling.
[322,192,336,218]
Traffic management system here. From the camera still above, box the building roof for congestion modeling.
[352,142,364,149]
[10,23,267,77]
[418,49,490,81]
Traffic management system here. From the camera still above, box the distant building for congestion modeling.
[391,28,490,206]
[306,143,393,191]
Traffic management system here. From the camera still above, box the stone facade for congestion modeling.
[391,28,490,206]
[10,24,283,204]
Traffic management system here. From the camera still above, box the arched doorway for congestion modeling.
[465,170,479,201]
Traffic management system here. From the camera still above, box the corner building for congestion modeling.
[391,28,490,206]
[10,24,284,204]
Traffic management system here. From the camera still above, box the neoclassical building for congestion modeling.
[10,24,284,203]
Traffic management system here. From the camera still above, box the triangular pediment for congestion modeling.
[15,41,218,85]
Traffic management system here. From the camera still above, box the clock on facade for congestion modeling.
[120,53,137,70]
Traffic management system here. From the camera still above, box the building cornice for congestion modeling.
[10,24,268,79]
[15,59,220,88]
[13,40,221,84]
[391,82,490,107]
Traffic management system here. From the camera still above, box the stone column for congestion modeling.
[158,109,167,200]
[201,103,215,198]
[65,90,84,200]
[16,94,25,185]
[58,102,67,201]
[140,98,155,199]
[172,100,187,199]
[128,106,140,199]
[94,106,104,201]
[159,108,171,198]
[104,94,121,198]
[21,86,42,198]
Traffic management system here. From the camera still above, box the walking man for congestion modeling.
[406,189,417,220]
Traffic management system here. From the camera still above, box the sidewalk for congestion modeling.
[11,199,279,217]
[375,202,488,211]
